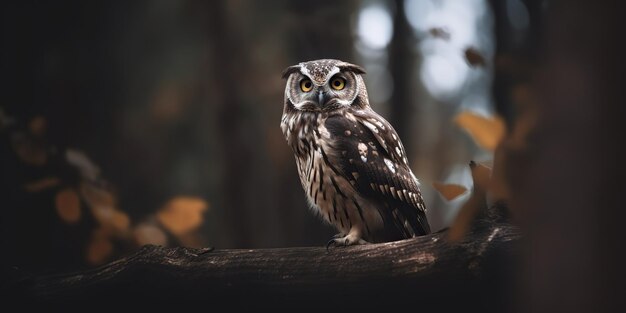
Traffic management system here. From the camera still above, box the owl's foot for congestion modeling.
[326,233,369,250]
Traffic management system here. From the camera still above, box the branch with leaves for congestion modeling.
[0,107,210,270]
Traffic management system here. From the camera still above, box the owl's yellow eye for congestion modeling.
[300,79,313,92]
[330,77,345,90]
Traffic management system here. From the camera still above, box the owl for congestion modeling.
[281,59,431,247]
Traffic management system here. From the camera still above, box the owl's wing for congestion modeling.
[324,113,431,239]
[351,110,410,167]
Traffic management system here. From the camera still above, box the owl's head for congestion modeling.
[282,59,369,112]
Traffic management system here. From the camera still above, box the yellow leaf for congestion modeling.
[111,210,131,233]
[447,161,491,242]
[432,182,468,201]
[470,161,492,191]
[134,222,168,246]
[86,229,113,265]
[157,196,208,236]
[55,188,81,224]
[23,177,60,192]
[80,181,130,234]
[447,190,485,242]
[454,111,505,151]
[90,205,131,235]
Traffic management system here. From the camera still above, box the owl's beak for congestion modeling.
[317,91,327,106]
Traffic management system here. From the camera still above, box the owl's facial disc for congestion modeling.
[284,60,363,112]
[291,74,355,112]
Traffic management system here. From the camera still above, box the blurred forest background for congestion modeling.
[3,3,625,312]
[3,0,517,273]
[3,0,626,311]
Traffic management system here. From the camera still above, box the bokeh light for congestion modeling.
[357,3,394,50]
[420,54,468,100]
[405,0,490,100]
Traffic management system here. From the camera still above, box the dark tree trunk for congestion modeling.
[495,1,626,312]
[389,0,415,154]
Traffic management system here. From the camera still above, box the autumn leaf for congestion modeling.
[55,188,82,224]
[157,196,208,236]
[447,161,491,242]
[454,111,505,151]
[464,47,487,67]
[109,210,131,233]
[432,182,468,201]
[470,161,492,191]
[80,181,130,234]
[86,228,113,265]
[134,221,168,246]
[23,177,60,192]
[90,206,130,235]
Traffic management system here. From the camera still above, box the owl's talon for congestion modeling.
[326,234,369,251]
[326,239,337,251]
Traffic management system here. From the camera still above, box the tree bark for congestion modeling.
[5,204,520,311]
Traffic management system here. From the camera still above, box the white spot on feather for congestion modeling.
[410,172,420,186]
[336,99,353,106]
[384,158,396,173]
[345,113,357,122]
[362,120,378,133]
[299,64,311,77]
[396,190,404,200]
[358,142,368,162]
[369,118,385,129]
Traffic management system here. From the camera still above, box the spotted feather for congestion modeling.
[324,114,430,239]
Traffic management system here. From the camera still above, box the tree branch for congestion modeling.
[5,206,520,310]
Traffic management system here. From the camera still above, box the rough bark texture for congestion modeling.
[4,204,520,311]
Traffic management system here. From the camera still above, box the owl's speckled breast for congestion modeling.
[280,110,386,239]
